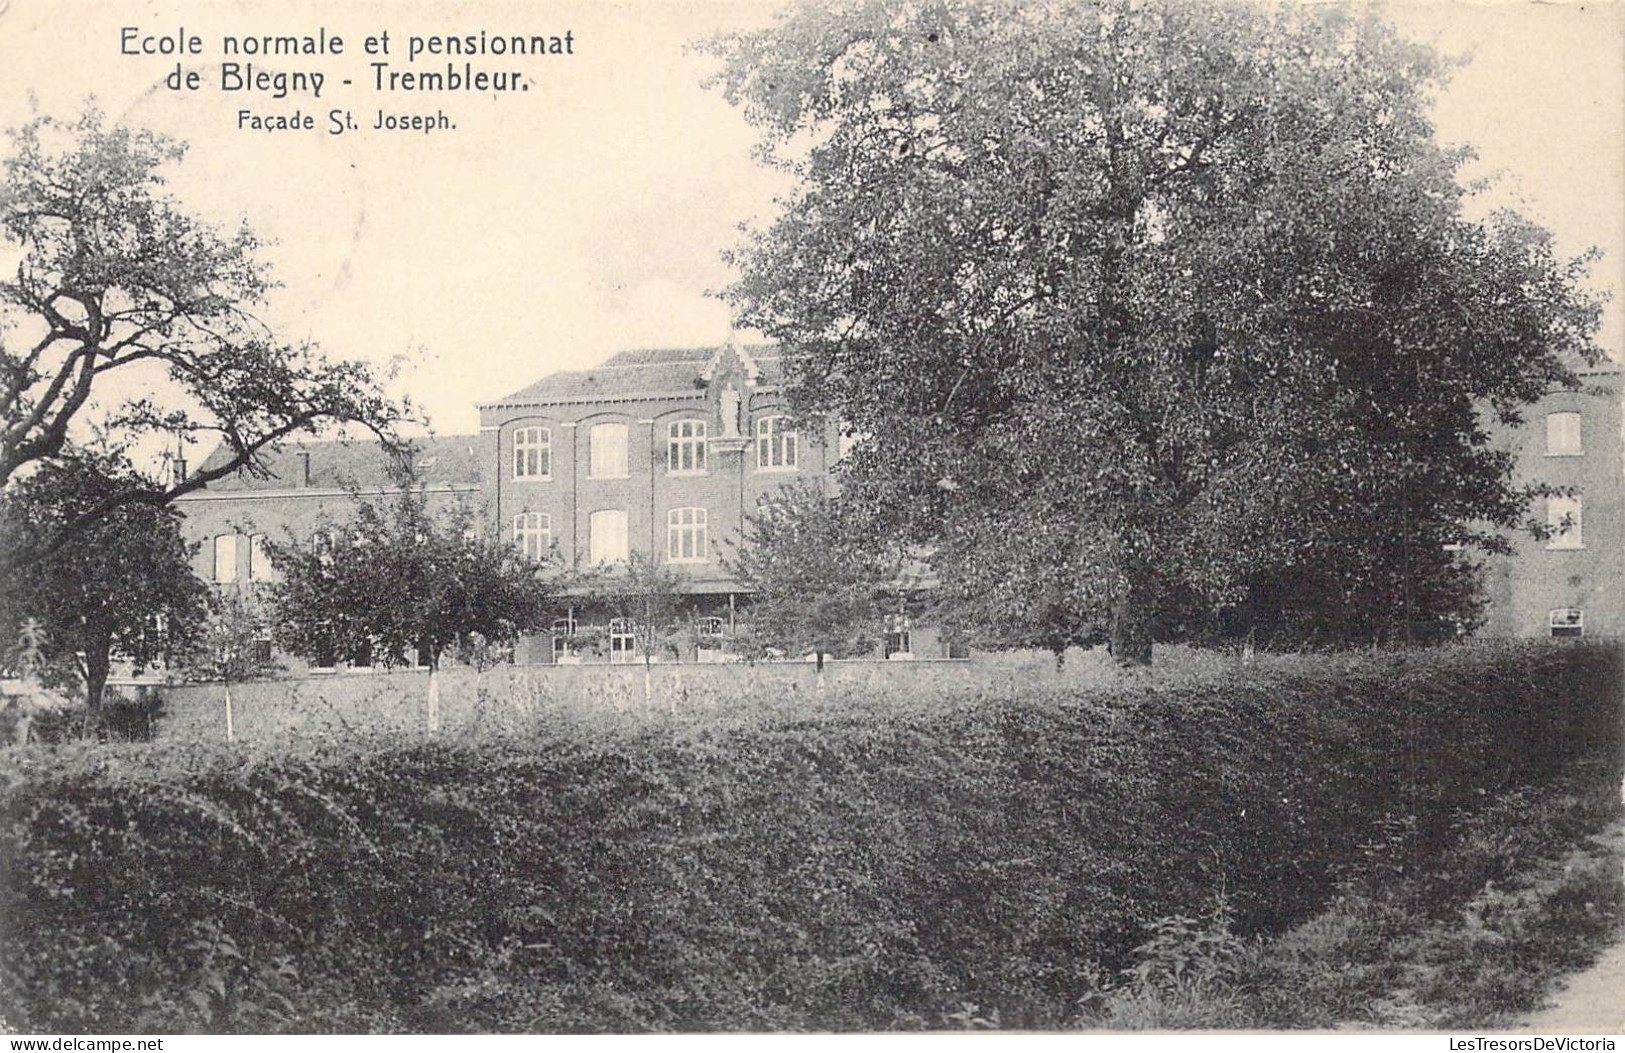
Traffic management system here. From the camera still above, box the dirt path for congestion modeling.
[1516,821,1625,1034]
[1518,933,1625,1033]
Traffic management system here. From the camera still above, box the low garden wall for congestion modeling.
[155,657,1003,742]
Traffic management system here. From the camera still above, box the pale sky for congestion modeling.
[0,0,1620,440]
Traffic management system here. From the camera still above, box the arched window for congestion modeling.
[667,507,709,563]
[589,509,629,564]
[248,534,274,582]
[512,512,551,559]
[513,426,552,478]
[311,530,334,567]
[213,534,240,583]
[756,415,798,470]
[1546,412,1582,456]
[837,422,868,461]
[1547,496,1583,549]
[589,422,630,478]
[667,419,708,474]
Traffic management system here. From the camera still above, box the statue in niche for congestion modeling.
[720,384,742,438]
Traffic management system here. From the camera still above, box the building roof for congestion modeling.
[189,434,482,493]
[483,344,785,408]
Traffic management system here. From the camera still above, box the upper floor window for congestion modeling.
[589,422,630,478]
[1546,412,1582,456]
[213,534,240,583]
[248,533,274,582]
[756,416,798,471]
[1547,495,1583,549]
[667,507,709,563]
[668,420,708,474]
[513,512,551,559]
[311,530,334,566]
[589,508,629,564]
[514,426,552,478]
[1549,608,1584,638]
[837,422,867,462]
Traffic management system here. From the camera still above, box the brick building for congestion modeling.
[475,342,835,596]
[177,341,947,667]
[174,346,1622,670]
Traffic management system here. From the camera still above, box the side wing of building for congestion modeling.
[1479,366,1623,639]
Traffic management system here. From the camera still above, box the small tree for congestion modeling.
[0,447,208,709]
[267,461,563,725]
[581,552,690,707]
[584,552,688,659]
[182,590,280,742]
[0,107,409,557]
[726,482,900,675]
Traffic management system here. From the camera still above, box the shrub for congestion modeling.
[0,641,1618,1032]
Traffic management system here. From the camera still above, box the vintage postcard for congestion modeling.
[0,0,1621,1042]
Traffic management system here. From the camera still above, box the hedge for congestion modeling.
[1,641,1619,1032]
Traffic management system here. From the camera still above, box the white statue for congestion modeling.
[720,384,742,438]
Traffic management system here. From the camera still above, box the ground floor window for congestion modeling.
[884,614,911,659]
[696,615,727,661]
[1549,608,1584,638]
[609,618,637,663]
[513,512,551,559]
[552,617,577,661]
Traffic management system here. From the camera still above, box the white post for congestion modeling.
[426,667,440,735]
[224,682,235,743]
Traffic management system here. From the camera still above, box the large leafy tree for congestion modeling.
[0,108,409,556]
[707,0,1602,663]
[0,447,209,708]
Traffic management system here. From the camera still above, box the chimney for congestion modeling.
[297,451,312,487]
[172,454,187,486]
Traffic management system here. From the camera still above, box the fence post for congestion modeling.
[426,668,440,735]
[224,682,235,743]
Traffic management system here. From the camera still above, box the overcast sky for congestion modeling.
[0,0,1620,439]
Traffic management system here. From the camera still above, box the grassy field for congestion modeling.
[1,641,1619,1032]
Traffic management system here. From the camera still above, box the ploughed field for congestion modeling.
[2,642,1619,1032]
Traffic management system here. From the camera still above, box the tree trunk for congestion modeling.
[84,643,111,712]
[224,682,235,742]
[1108,566,1155,668]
